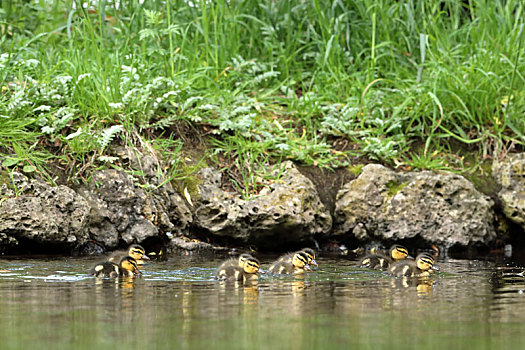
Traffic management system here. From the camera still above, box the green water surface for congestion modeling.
[0,254,524,350]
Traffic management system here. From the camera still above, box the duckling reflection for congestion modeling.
[119,276,137,290]
[358,244,410,270]
[270,278,307,296]
[92,273,138,317]
[243,285,259,304]
[291,279,307,295]
[269,251,311,275]
[108,244,150,265]
[216,278,260,308]
[390,277,435,297]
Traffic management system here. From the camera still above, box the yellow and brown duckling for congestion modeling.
[108,244,150,265]
[358,244,410,270]
[269,251,311,275]
[90,256,142,278]
[388,253,439,277]
[215,256,261,282]
[277,248,318,267]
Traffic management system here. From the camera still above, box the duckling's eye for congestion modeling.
[247,262,259,269]
[420,258,433,265]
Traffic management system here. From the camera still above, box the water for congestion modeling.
[1,254,525,349]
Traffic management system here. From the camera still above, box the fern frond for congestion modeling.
[98,125,124,150]
[148,114,179,130]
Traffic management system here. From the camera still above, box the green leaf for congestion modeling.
[23,164,35,173]
[2,158,19,167]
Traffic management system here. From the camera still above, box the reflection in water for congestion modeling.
[1,257,525,348]
[390,276,435,297]
[490,267,525,323]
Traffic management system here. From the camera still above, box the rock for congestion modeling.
[334,164,496,246]
[168,237,214,251]
[493,153,525,227]
[0,145,193,254]
[0,173,90,249]
[79,168,192,249]
[193,161,332,248]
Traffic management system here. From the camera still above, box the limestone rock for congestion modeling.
[168,237,214,251]
[193,161,332,248]
[79,168,192,248]
[0,172,90,249]
[334,164,496,246]
[493,153,525,227]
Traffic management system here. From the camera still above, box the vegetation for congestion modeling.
[0,0,523,196]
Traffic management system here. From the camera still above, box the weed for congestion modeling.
[0,0,522,194]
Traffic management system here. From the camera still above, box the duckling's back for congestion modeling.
[217,258,239,270]
[388,260,423,277]
[217,253,253,270]
[268,261,295,274]
[358,254,392,270]
[276,252,294,263]
[216,265,244,281]
[90,261,120,278]
[108,252,126,263]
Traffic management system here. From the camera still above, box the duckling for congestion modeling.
[388,253,439,277]
[118,256,142,277]
[358,244,410,270]
[146,247,167,261]
[90,256,141,278]
[108,244,150,265]
[215,256,261,282]
[277,248,318,267]
[217,253,254,271]
[269,251,311,275]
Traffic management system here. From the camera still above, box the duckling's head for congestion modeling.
[292,252,311,270]
[120,256,141,275]
[128,244,150,262]
[301,248,318,266]
[238,253,254,268]
[243,257,261,274]
[390,244,410,261]
[416,253,436,272]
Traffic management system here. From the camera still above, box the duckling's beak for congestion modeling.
[142,254,151,261]
[258,269,266,274]
[407,255,414,260]
[310,259,318,266]
[432,265,440,271]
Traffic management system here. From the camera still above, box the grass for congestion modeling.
[0,0,523,193]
